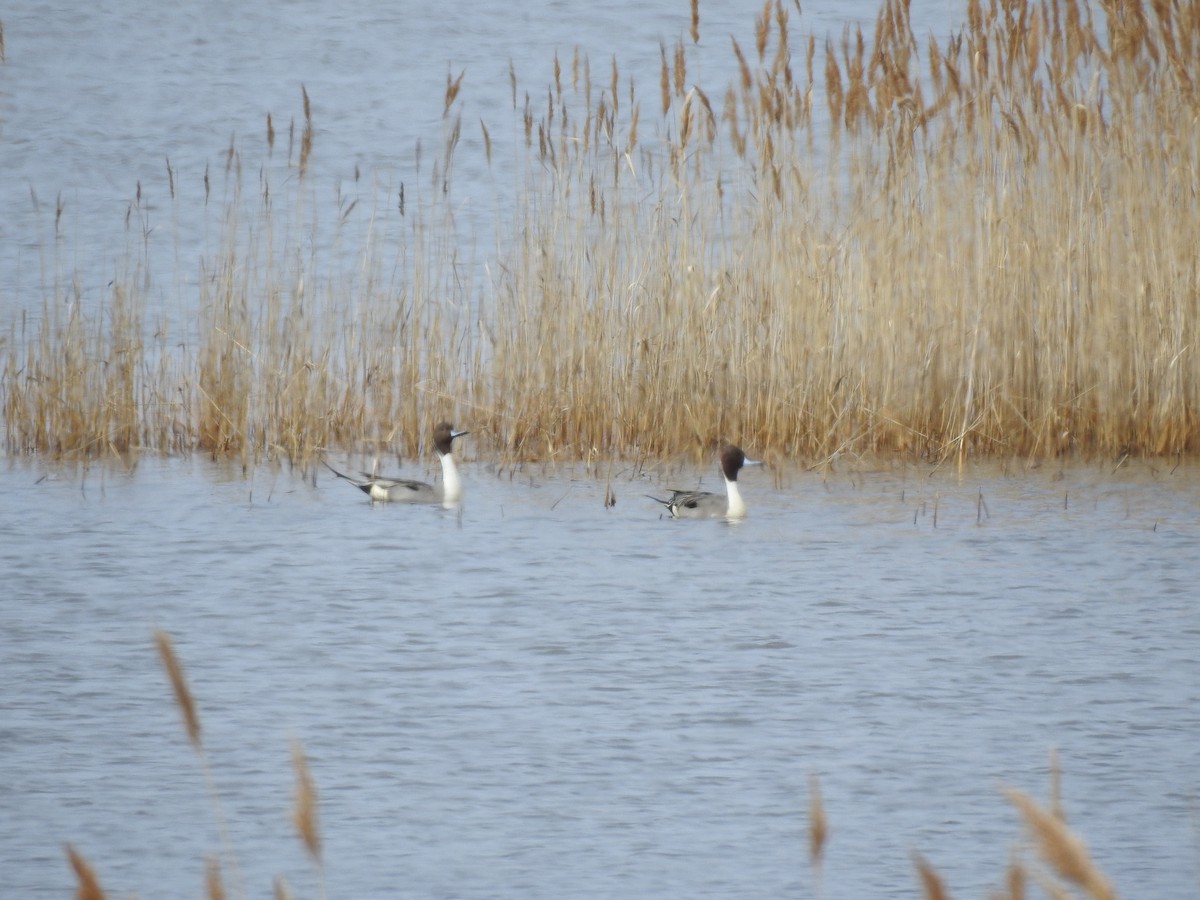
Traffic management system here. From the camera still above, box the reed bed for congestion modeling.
[5,0,1199,466]
[65,629,1121,899]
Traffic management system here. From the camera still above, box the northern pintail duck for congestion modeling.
[649,443,760,519]
[325,421,468,506]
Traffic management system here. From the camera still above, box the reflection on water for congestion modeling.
[2,456,1198,898]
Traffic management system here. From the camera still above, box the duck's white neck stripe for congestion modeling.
[439,453,463,504]
[724,477,747,518]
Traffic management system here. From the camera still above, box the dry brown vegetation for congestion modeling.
[5,0,1199,467]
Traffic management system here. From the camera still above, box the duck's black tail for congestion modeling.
[322,458,373,495]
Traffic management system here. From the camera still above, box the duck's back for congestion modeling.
[666,490,727,518]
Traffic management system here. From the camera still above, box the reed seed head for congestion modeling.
[912,851,950,900]
[807,773,828,866]
[65,844,107,900]
[206,856,225,900]
[154,630,201,749]
[290,739,322,863]
[1004,788,1116,900]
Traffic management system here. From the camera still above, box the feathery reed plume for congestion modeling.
[673,40,686,97]
[690,0,699,43]
[290,738,327,900]
[999,851,1028,900]
[807,773,828,900]
[290,739,322,863]
[444,68,465,115]
[299,85,313,174]
[206,856,225,900]
[824,38,844,131]
[731,37,752,92]
[610,54,619,115]
[912,851,951,900]
[679,91,694,148]
[153,630,245,898]
[155,629,200,748]
[65,844,107,900]
[808,773,828,866]
[660,41,671,114]
[1004,788,1117,900]
[755,0,771,59]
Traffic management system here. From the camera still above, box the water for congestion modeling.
[2,454,1199,898]
[3,1,1200,897]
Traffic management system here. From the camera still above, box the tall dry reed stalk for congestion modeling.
[4,0,1198,465]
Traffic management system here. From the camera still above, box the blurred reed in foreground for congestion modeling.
[5,0,1198,467]
[65,631,330,900]
[67,630,1119,898]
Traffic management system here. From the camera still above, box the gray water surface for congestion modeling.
[2,456,1198,898]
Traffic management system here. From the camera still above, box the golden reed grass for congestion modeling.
[5,0,1199,466]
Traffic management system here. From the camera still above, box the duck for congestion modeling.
[324,421,468,506]
[648,443,760,519]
